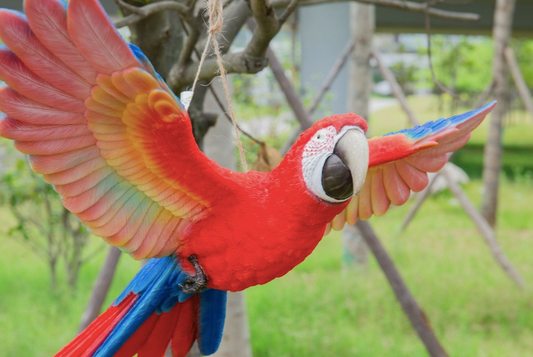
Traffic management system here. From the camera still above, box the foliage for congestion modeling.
[0,150,97,291]
[513,38,533,89]
[426,36,493,95]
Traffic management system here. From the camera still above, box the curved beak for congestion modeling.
[334,129,369,197]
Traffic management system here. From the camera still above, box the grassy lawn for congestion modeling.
[0,96,532,356]
[0,178,532,356]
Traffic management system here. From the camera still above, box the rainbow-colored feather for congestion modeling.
[0,0,216,260]
[330,102,495,228]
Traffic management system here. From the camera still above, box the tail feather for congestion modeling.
[56,292,137,357]
[137,299,194,357]
[55,256,226,357]
[114,311,161,357]
[170,298,198,357]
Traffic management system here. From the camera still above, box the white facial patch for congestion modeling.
[302,125,364,203]
[302,126,338,202]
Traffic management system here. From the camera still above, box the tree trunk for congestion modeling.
[344,2,375,267]
[347,2,374,124]
[77,247,122,334]
[342,223,368,269]
[480,0,516,227]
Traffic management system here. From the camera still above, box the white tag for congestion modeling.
[180,91,193,111]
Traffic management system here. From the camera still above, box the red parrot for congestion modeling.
[0,0,495,356]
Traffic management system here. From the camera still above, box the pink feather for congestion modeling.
[61,174,123,213]
[42,157,108,186]
[0,48,85,113]
[0,86,86,125]
[121,204,165,254]
[67,0,141,74]
[92,190,145,238]
[106,197,154,246]
[80,184,138,224]
[383,163,410,206]
[404,155,448,172]
[0,118,89,141]
[357,176,372,220]
[13,134,96,155]
[0,10,90,99]
[54,166,115,198]
[24,0,99,84]
[29,146,101,174]
[369,168,390,217]
[394,160,429,193]
[133,210,175,259]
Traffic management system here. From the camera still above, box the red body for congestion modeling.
[165,116,363,291]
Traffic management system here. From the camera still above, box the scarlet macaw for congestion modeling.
[0,0,495,356]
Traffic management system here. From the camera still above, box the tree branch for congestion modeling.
[278,0,299,24]
[114,0,190,28]
[272,0,480,22]
[424,0,460,100]
[372,50,420,127]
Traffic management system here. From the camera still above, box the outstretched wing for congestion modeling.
[328,101,496,231]
[0,0,227,259]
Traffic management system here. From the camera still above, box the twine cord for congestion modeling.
[191,0,248,172]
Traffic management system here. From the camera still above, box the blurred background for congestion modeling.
[0,0,532,356]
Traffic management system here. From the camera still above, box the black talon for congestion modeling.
[178,255,208,294]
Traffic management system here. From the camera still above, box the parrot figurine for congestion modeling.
[0,0,495,356]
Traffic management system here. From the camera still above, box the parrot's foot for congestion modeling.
[179,255,208,294]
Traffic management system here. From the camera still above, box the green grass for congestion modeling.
[0,178,532,356]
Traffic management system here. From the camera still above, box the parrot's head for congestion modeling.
[286,113,369,204]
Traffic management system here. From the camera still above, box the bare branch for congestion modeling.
[424,0,461,100]
[400,171,440,231]
[209,86,265,144]
[267,46,314,130]
[281,39,356,154]
[278,0,299,25]
[272,0,480,22]
[177,9,202,69]
[372,50,420,126]
[475,80,495,108]
[441,168,525,288]
[309,40,355,115]
[114,1,189,28]
[247,0,280,58]
[505,47,533,122]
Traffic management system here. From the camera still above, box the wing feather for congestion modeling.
[331,102,496,228]
[369,168,390,217]
[0,47,85,112]
[67,0,141,73]
[0,0,221,258]
[0,9,90,99]
[0,86,86,125]
[24,0,99,84]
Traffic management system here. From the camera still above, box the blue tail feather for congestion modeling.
[198,289,228,355]
[93,256,227,356]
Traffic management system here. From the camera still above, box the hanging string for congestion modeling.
[191,0,248,172]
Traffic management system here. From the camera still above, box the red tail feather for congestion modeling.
[55,293,199,357]
[55,293,138,357]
